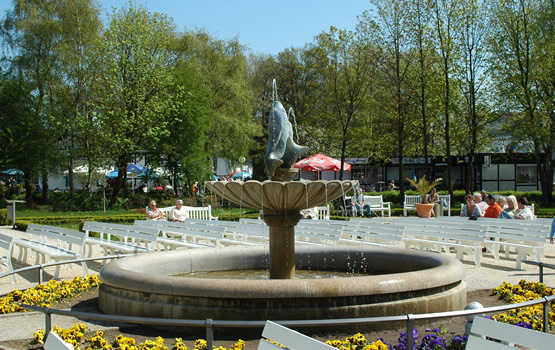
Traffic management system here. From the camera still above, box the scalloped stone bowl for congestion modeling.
[204,180,356,211]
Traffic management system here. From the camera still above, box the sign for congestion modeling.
[344,158,368,164]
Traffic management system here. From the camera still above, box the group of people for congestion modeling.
[460,191,533,220]
[146,199,189,222]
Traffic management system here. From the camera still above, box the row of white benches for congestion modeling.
[1,217,551,283]
[188,217,552,269]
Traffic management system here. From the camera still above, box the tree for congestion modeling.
[368,0,414,199]
[453,0,495,192]
[1,0,64,204]
[153,61,212,195]
[95,4,183,205]
[431,0,461,195]
[407,0,437,179]
[489,0,554,205]
[311,26,376,179]
[53,0,103,197]
[0,74,43,206]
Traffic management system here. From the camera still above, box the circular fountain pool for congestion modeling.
[99,244,466,330]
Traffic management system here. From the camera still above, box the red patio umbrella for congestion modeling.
[293,153,352,172]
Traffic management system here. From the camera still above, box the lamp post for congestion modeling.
[97,179,106,213]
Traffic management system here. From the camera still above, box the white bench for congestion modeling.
[467,316,555,349]
[364,195,391,217]
[403,195,421,216]
[14,224,88,279]
[401,226,486,267]
[258,320,335,350]
[315,205,330,220]
[82,221,158,256]
[158,205,218,221]
[0,233,17,283]
[135,220,261,247]
[340,224,403,248]
[483,225,547,269]
[44,331,73,350]
[438,194,451,216]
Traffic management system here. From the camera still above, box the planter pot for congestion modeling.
[414,203,434,218]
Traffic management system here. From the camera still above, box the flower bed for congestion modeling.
[491,279,555,330]
[0,275,101,314]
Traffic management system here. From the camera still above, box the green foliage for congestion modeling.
[406,175,443,203]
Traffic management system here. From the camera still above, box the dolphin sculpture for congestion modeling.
[264,99,309,177]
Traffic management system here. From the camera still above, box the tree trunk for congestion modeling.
[24,173,34,209]
[41,169,49,201]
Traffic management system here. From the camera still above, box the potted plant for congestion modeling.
[406,175,443,218]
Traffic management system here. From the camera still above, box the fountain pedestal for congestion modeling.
[262,210,302,279]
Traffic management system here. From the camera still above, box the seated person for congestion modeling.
[146,200,166,220]
[499,195,518,218]
[483,194,502,218]
[513,197,533,220]
[460,193,481,218]
[354,187,371,217]
[474,192,488,216]
[301,207,318,219]
[170,199,188,223]
[425,188,440,204]
[426,188,440,217]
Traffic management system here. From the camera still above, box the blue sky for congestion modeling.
[0,0,374,56]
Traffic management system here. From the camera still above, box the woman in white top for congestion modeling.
[170,200,188,223]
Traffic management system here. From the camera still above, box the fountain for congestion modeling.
[99,81,466,331]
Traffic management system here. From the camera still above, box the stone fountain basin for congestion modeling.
[99,245,466,330]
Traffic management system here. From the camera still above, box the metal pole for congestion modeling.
[38,264,44,284]
[45,309,52,338]
[407,314,414,350]
[543,297,549,333]
[205,319,213,349]
[539,263,544,284]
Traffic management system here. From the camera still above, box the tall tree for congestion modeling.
[312,26,375,179]
[489,0,554,205]
[54,0,102,197]
[2,0,63,204]
[408,0,437,179]
[368,0,414,199]
[184,31,260,165]
[431,0,461,195]
[95,4,183,205]
[454,0,493,192]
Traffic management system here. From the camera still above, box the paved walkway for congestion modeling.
[1,224,554,343]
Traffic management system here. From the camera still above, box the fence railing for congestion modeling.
[2,257,555,349]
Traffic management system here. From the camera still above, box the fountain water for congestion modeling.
[98,81,466,330]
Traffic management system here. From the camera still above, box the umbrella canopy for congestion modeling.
[231,171,252,180]
[0,169,24,176]
[106,165,146,178]
[293,154,352,172]
[127,164,144,174]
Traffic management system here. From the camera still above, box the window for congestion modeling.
[516,165,536,184]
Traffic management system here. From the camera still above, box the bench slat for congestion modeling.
[467,317,555,350]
